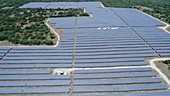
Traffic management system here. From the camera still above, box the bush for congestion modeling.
[50,34,56,39]
[0,35,8,41]
[80,13,89,16]
[45,40,54,45]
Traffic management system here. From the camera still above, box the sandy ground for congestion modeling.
[149,57,170,88]
[166,26,170,32]
[156,61,170,82]
[45,19,64,47]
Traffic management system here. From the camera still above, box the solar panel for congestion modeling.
[0,50,9,53]
[78,92,170,96]
[0,75,29,80]
[111,8,165,27]
[76,58,145,63]
[65,2,78,8]
[152,46,170,50]
[0,64,71,70]
[10,50,72,53]
[76,42,145,45]
[75,62,147,68]
[7,53,72,56]
[0,88,22,94]
[73,84,167,92]
[75,39,142,42]
[20,2,51,9]
[76,50,153,54]
[0,64,36,69]
[0,60,72,64]
[132,27,167,32]
[23,87,69,93]
[76,43,146,47]
[26,80,70,86]
[0,70,51,75]
[4,56,72,60]
[74,72,157,79]
[0,47,11,50]
[74,78,161,85]
[46,2,66,9]
[76,54,156,59]
[76,46,150,50]
[0,81,27,87]
[74,67,152,74]
[159,53,170,56]
[29,75,71,80]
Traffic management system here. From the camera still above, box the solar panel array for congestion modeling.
[0,47,10,60]
[132,27,170,57]
[111,8,165,27]
[0,2,170,96]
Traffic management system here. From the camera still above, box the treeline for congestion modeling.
[0,0,89,46]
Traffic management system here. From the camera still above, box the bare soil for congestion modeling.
[166,26,170,32]
[0,41,12,46]
[155,61,170,81]
[45,19,64,46]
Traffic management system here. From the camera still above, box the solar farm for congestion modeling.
[0,2,170,96]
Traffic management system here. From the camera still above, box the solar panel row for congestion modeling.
[73,84,167,92]
[74,67,152,74]
[132,27,170,57]
[0,87,69,94]
[74,78,162,85]
[75,91,170,96]
[0,64,72,69]
[0,75,70,81]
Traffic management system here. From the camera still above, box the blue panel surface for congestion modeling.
[74,67,152,74]
[26,80,70,86]
[0,70,51,75]
[74,72,157,79]
[0,88,22,94]
[23,87,69,93]
[73,84,167,92]
[0,81,27,87]
[76,58,145,63]
[81,92,170,96]
[74,78,161,85]
[20,2,51,8]
[111,8,165,26]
